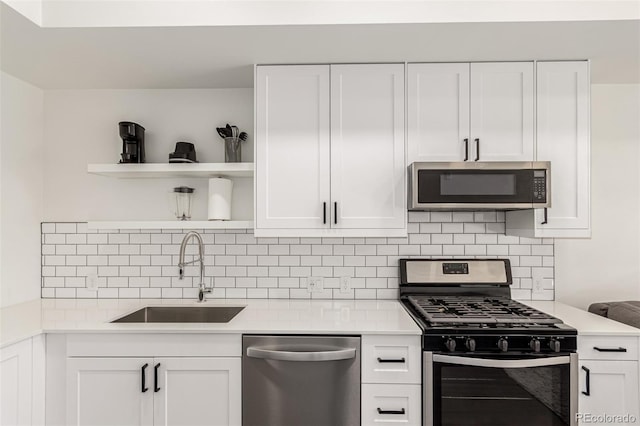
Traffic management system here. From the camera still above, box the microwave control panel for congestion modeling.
[532,171,547,202]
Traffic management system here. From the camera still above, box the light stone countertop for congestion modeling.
[3,298,639,349]
[1,298,421,348]
[523,300,640,336]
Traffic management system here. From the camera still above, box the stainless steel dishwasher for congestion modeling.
[242,335,361,426]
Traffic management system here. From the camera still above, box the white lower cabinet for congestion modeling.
[577,335,640,425]
[361,335,422,426]
[362,384,421,425]
[67,357,241,426]
[0,335,45,426]
[60,334,242,426]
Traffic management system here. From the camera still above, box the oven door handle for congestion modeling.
[433,354,571,368]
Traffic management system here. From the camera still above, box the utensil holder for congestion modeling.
[224,137,242,163]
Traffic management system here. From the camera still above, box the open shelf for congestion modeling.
[87,220,254,230]
[88,163,254,178]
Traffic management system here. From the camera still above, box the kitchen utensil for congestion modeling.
[172,186,194,221]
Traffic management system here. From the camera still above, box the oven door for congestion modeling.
[424,352,578,426]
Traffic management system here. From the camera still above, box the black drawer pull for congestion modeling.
[154,363,161,392]
[334,202,338,225]
[593,347,627,353]
[377,408,406,415]
[541,208,548,225]
[377,357,406,363]
[581,365,590,396]
[141,363,149,393]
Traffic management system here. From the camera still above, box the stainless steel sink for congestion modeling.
[111,306,245,323]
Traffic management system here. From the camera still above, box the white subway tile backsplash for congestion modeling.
[42,219,554,301]
[430,212,452,222]
[442,223,464,234]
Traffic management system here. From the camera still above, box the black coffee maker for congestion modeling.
[119,121,145,163]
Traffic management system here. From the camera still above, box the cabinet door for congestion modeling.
[536,61,590,237]
[67,357,154,426]
[470,62,534,161]
[153,357,241,426]
[0,338,32,426]
[408,63,470,162]
[255,65,331,231]
[330,64,406,230]
[578,360,639,425]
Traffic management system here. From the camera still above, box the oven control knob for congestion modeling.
[497,338,508,352]
[445,338,457,352]
[465,338,476,352]
[530,338,541,353]
[549,339,561,353]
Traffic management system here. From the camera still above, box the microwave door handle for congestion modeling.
[433,354,571,368]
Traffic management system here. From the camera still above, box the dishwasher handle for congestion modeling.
[246,346,356,362]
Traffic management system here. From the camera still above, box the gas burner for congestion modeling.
[408,295,562,325]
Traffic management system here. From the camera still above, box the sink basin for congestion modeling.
[111,306,245,323]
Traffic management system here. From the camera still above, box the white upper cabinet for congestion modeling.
[408,62,534,163]
[506,61,591,238]
[255,64,406,237]
[330,64,406,230]
[469,62,535,161]
[536,61,590,236]
[407,63,470,163]
[255,65,331,230]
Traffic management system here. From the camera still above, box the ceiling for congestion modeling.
[1,4,639,89]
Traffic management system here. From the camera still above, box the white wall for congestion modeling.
[555,84,640,309]
[43,89,253,223]
[0,72,44,307]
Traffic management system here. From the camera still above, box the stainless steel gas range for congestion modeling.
[399,258,578,426]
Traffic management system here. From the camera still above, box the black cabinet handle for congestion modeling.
[594,347,627,353]
[581,365,590,396]
[377,357,406,363]
[474,138,480,161]
[141,363,149,393]
[541,208,548,225]
[323,202,327,224]
[377,408,406,415]
[463,138,469,161]
[154,363,161,392]
[334,202,338,225]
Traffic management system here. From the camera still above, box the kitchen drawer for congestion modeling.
[362,383,421,426]
[362,335,421,384]
[578,335,639,360]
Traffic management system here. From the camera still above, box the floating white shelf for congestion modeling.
[87,220,254,230]
[87,163,254,178]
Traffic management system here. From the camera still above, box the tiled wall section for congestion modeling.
[41,212,554,300]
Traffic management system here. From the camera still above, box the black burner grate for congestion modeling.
[408,295,562,325]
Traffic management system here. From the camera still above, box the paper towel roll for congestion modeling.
[208,178,233,220]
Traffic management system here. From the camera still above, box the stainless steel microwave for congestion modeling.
[409,161,551,210]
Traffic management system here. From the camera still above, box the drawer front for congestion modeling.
[362,384,421,426]
[578,336,639,360]
[362,335,421,384]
